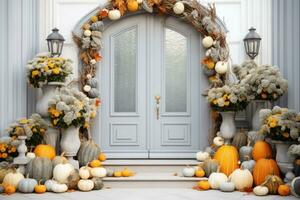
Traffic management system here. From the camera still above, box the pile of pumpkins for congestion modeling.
[0,140,110,195]
[193,132,300,197]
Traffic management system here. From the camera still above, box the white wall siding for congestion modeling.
[273,0,300,111]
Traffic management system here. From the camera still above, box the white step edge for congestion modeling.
[102,160,201,166]
[103,172,207,181]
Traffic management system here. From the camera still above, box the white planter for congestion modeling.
[36,82,64,117]
[251,100,269,131]
[60,126,81,169]
[272,140,294,174]
[44,119,60,154]
[220,111,236,144]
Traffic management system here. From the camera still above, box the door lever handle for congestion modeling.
[155,95,161,120]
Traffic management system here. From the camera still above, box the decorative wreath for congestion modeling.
[73,0,230,99]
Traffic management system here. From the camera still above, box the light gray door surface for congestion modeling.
[100,14,201,158]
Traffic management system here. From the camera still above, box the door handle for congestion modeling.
[155,95,161,120]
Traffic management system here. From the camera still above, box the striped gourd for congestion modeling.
[26,157,53,181]
[77,140,101,167]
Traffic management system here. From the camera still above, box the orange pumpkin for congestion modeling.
[252,141,272,161]
[278,184,290,196]
[198,181,210,190]
[98,152,106,162]
[4,184,16,195]
[253,158,280,185]
[34,144,56,160]
[89,160,102,168]
[195,169,205,177]
[34,184,47,194]
[213,145,239,176]
[127,0,139,12]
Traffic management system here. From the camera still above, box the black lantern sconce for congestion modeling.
[243,27,262,60]
[46,28,65,57]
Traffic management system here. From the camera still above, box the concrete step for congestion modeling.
[103,172,207,188]
[102,159,202,173]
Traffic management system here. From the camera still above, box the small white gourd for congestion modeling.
[45,179,58,192]
[182,166,195,177]
[215,61,228,74]
[196,151,210,161]
[90,167,107,178]
[220,181,235,192]
[83,30,92,37]
[208,172,228,189]
[253,186,269,196]
[173,2,184,14]
[26,152,36,159]
[51,182,68,193]
[213,136,225,147]
[83,85,92,92]
[108,10,121,20]
[202,36,214,48]
[79,166,91,179]
[77,179,94,192]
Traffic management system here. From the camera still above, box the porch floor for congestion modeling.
[1,189,297,200]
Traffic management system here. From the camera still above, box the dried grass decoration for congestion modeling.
[73,0,230,98]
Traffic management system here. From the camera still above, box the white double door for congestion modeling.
[100,14,201,158]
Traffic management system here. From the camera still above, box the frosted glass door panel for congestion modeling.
[113,28,137,113]
[164,28,187,113]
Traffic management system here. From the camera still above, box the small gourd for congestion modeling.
[18,177,38,193]
[51,182,68,193]
[26,152,36,160]
[220,181,235,192]
[197,181,210,190]
[195,167,205,177]
[84,30,92,37]
[261,175,283,195]
[127,0,139,12]
[114,171,122,177]
[182,166,195,177]
[83,85,92,92]
[89,160,102,168]
[108,10,121,21]
[215,61,228,74]
[278,185,290,196]
[291,177,300,197]
[98,152,106,161]
[90,167,107,178]
[77,179,94,192]
[53,163,75,184]
[122,168,133,177]
[92,177,104,190]
[44,179,58,192]
[213,136,224,147]
[3,170,25,188]
[106,168,114,177]
[239,141,253,162]
[241,159,255,172]
[202,36,214,48]
[79,166,91,179]
[208,172,228,189]
[196,151,210,162]
[173,2,184,14]
[229,168,253,191]
[34,184,47,194]
[88,88,100,98]
[52,152,68,167]
[4,184,16,195]
[87,78,98,88]
[253,186,269,196]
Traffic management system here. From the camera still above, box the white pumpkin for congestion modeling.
[3,171,25,188]
[182,166,195,177]
[137,0,143,4]
[77,179,94,192]
[202,36,214,48]
[90,167,107,178]
[196,151,210,161]
[83,30,92,37]
[215,61,228,74]
[26,152,36,159]
[79,166,91,179]
[213,136,224,147]
[173,2,184,14]
[53,163,75,184]
[51,182,68,193]
[229,168,253,190]
[45,179,58,192]
[253,186,269,196]
[83,85,92,92]
[208,172,228,189]
[108,10,121,20]
[220,181,235,192]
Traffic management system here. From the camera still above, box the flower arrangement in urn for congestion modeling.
[235,61,288,101]
[48,87,99,129]
[7,114,48,148]
[26,53,73,88]
[259,106,300,142]
[207,84,250,112]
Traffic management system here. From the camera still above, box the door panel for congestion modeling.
[101,15,148,158]
[149,16,200,158]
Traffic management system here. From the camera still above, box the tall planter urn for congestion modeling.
[220,111,236,144]
[271,140,294,175]
[60,126,81,169]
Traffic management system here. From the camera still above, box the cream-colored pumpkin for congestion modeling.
[3,171,25,188]
[108,10,121,20]
[196,151,210,161]
[53,163,74,184]
[253,186,269,196]
[202,36,214,48]
[173,2,184,14]
[213,136,225,147]
[44,179,58,192]
[79,166,91,179]
[215,61,228,74]
[136,0,143,4]
[51,182,68,193]
[77,179,94,192]
[90,167,107,178]
[83,30,92,37]
[208,172,228,189]
[229,168,253,190]
[182,166,195,177]
[26,152,36,159]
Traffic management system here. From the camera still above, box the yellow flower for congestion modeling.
[224,101,230,106]
[53,119,58,125]
[283,132,289,138]
[0,147,6,152]
[90,112,96,119]
[19,118,28,124]
[52,68,60,75]
[10,147,16,152]
[212,99,218,105]
[269,121,277,128]
[209,75,217,82]
[2,153,7,158]
[44,66,49,71]
[49,107,61,117]
[32,128,37,132]
[48,62,55,69]
[84,122,89,128]
[31,70,39,77]
[76,112,82,118]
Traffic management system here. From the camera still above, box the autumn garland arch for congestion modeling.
[73,0,230,99]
